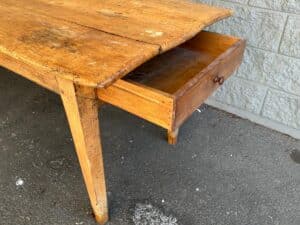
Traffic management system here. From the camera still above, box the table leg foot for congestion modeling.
[167,128,179,145]
[94,212,109,225]
[57,77,108,224]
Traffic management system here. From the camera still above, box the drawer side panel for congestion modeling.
[97,80,174,129]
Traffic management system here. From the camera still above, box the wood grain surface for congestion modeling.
[0,2,159,88]
[3,0,232,52]
[0,0,231,87]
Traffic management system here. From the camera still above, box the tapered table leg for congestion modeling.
[57,77,108,225]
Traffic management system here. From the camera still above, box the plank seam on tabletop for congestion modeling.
[0,1,162,52]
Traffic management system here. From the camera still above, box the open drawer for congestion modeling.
[97,31,246,144]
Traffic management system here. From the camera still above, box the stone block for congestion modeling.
[211,77,268,114]
[199,0,287,51]
[249,0,300,14]
[280,16,300,58]
[237,47,300,95]
[262,90,300,128]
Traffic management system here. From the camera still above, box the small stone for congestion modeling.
[274,179,281,184]
[290,149,300,164]
[49,158,65,170]
[16,178,24,186]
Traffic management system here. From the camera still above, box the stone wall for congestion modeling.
[196,0,300,139]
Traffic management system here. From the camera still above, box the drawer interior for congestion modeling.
[123,31,242,95]
[98,31,245,131]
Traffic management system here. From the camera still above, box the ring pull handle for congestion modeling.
[213,76,225,85]
[218,76,225,85]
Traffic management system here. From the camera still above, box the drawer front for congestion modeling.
[174,39,246,128]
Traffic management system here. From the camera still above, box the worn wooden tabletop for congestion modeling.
[0,1,237,224]
[0,0,231,88]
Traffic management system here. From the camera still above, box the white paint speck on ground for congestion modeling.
[133,203,178,225]
[121,156,125,165]
[195,188,200,192]
[16,178,24,186]
[161,199,165,203]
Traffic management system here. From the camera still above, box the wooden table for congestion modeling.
[0,0,245,224]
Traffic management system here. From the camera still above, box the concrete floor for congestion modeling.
[0,67,300,225]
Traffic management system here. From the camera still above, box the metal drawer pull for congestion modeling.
[213,76,225,85]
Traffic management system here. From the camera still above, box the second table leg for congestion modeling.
[57,77,108,225]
